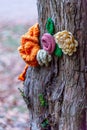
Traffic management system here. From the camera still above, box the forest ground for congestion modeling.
[0,23,31,130]
[0,1,37,129]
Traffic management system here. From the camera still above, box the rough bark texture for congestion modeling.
[24,0,87,130]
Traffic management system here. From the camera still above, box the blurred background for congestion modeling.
[0,0,37,130]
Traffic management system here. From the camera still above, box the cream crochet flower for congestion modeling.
[54,30,78,56]
[37,49,52,66]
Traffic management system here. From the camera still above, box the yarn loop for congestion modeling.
[18,64,28,81]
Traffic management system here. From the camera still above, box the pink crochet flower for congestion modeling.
[41,33,56,54]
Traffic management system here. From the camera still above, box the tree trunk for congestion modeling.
[24,0,87,130]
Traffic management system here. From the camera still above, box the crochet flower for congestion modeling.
[18,23,40,66]
[41,33,56,54]
[54,30,78,56]
[37,49,52,66]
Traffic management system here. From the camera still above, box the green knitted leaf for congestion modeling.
[41,101,45,106]
[46,18,55,35]
[54,44,63,57]
[45,119,49,125]
[38,94,47,107]
[38,94,44,100]
[41,119,49,128]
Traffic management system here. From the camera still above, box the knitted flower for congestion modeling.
[41,33,56,54]
[37,49,52,66]
[18,23,40,66]
[54,30,78,56]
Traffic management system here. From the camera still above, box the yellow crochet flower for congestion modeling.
[54,30,78,56]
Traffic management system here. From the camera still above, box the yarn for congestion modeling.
[37,49,52,66]
[54,44,63,57]
[38,94,47,107]
[41,119,49,128]
[18,64,28,81]
[18,23,40,66]
[46,18,55,35]
[41,33,56,54]
[54,30,78,56]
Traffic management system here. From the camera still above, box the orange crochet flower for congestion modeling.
[18,64,28,81]
[18,23,40,66]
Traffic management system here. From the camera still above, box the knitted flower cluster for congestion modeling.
[36,18,56,66]
[36,33,55,66]
[18,18,78,81]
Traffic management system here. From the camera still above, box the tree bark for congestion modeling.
[24,0,87,130]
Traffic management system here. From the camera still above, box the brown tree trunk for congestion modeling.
[24,0,87,130]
